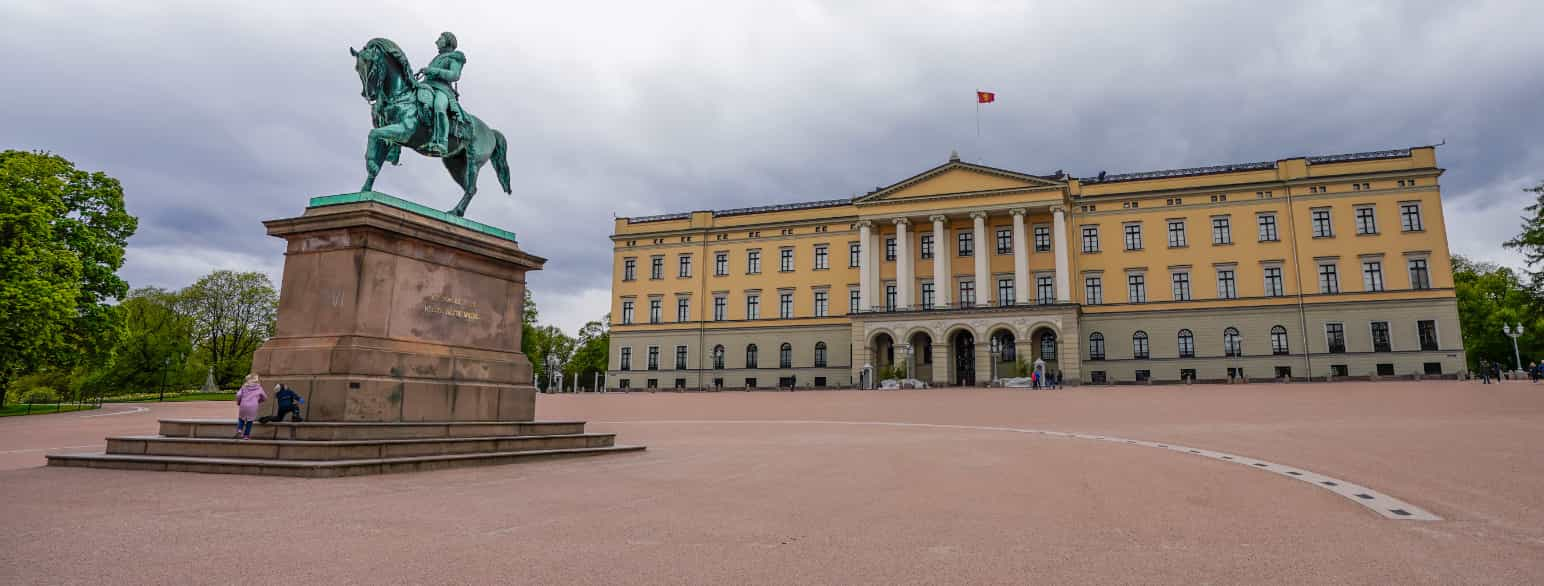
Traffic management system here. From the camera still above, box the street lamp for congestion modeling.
[1503,323,1525,373]
[897,343,913,383]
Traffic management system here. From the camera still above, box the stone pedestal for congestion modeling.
[250,192,546,423]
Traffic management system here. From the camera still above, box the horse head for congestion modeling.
[351,38,414,103]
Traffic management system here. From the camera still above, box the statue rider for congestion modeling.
[417,32,464,157]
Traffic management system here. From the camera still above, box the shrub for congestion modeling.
[21,387,59,404]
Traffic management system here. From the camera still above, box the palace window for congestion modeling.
[676,298,690,322]
[1088,332,1106,361]
[1258,213,1279,242]
[1319,263,1340,294]
[1168,220,1187,248]
[814,342,827,368]
[678,254,692,278]
[813,290,828,317]
[813,245,829,270]
[675,345,688,370]
[1326,323,1346,354]
[1408,258,1431,289]
[1177,329,1195,358]
[921,282,935,309]
[1172,271,1191,301]
[1036,275,1054,304]
[1216,268,1237,299]
[746,250,761,274]
[1356,206,1378,235]
[1082,225,1100,253]
[885,284,896,311]
[849,288,861,313]
[779,343,793,368]
[1212,217,1232,244]
[779,292,793,319]
[1040,332,1057,359]
[1363,261,1385,291]
[1311,208,1333,238]
[780,248,794,272]
[1371,321,1392,352]
[958,232,975,257]
[1127,274,1147,303]
[745,344,758,368]
[620,347,632,371]
[623,258,636,281]
[715,252,728,276]
[647,346,659,370]
[713,296,726,321]
[711,345,725,370]
[1223,327,1243,357]
[1263,266,1284,297]
[1084,276,1103,305]
[1271,325,1290,355]
[1123,223,1143,251]
[1400,202,1424,231]
[745,294,760,320]
[1034,225,1051,252]
[650,256,664,280]
[996,228,1013,254]
[648,299,662,324]
[1132,331,1150,359]
[1418,320,1439,351]
[849,242,861,267]
[959,281,976,306]
[920,234,933,259]
[998,278,1014,306]
[621,300,634,325]
[885,237,896,261]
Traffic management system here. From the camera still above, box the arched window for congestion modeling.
[1223,327,1242,357]
[1270,325,1289,355]
[1132,331,1150,359]
[990,331,1016,361]
[1089,332,1106,360]
[712,345,725,369]
[814,342,828,368]
[779,342,793,368]
[1039,332,1057,359]
[745,344,758,368]
[1177,329,1195,358]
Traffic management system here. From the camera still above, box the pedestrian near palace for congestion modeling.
[234,374,267,440]
[259,383,304,424]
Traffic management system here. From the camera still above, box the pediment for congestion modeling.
[855,160,1065,204]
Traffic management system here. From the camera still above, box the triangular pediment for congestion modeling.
[855,159,1065,204]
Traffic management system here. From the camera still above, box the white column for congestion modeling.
[868,226,882,310]
[857,220,872,311]
[1011,208,1029,305]
[1053,205,1071,302]
[930,215,950,308]
[893,218,912,310]
[971,211,990,307]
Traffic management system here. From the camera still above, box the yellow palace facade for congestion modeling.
[605,146,1462,389]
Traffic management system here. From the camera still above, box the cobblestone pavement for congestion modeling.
[2,381,1542,584]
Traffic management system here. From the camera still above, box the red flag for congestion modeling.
[977,91,996,104]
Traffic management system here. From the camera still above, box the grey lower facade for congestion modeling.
[606,296,1465,389]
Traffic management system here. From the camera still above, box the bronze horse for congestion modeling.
[350,38,511,217]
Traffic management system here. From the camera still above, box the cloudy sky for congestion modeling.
[5,1,1542,333]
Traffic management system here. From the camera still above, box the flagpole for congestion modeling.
[975,89,981,161]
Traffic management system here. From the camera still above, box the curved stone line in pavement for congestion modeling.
[596,419,1441,521]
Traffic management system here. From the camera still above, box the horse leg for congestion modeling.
[362,132,387,192]
[442,153,474,216]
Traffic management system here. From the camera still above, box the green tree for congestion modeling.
[0,151,136,407]
[1453,255,1544,370]
[566,317,609,391]
[528,324,576,391]
[179,270,277,386]
[101,287,195,393]
[1504,180,1544,293]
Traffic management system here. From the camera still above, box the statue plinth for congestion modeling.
[251,192,545,422]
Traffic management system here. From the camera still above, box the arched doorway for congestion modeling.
[950,329,976,386]
[988,328,1017,381]
[870,332,896,378]
[908,331,934,383]
[1030,326,1059,380]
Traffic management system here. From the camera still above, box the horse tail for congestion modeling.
[492,130,512,195]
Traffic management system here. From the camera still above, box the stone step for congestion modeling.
[158,419,587,441]
[47,445,646,478]
[106,433,616,461]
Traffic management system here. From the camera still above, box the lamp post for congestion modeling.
[545,354,560,393]
[1504,323,1525,374]
[897,343,913,383]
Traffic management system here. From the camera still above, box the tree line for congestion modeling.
[521,290,609,391]
[1461,180,1544,370]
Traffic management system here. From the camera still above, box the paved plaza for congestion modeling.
[3,381,1543,584]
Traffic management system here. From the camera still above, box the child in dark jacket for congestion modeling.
[259,384,304,423]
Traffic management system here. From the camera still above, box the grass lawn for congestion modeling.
[0,403,101,417]
[111,391,236,403]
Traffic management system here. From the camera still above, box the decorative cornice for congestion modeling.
[1009,207,1027,216]
[969,211,988,220]
[928,214,948,223]
[892,217,910,226]
[1050,205,1067,214]
[856,220,874,229]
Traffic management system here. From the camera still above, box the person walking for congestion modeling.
[234,374,267,440]
[1531,361,1539,384]
[1480,359,1492,384]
